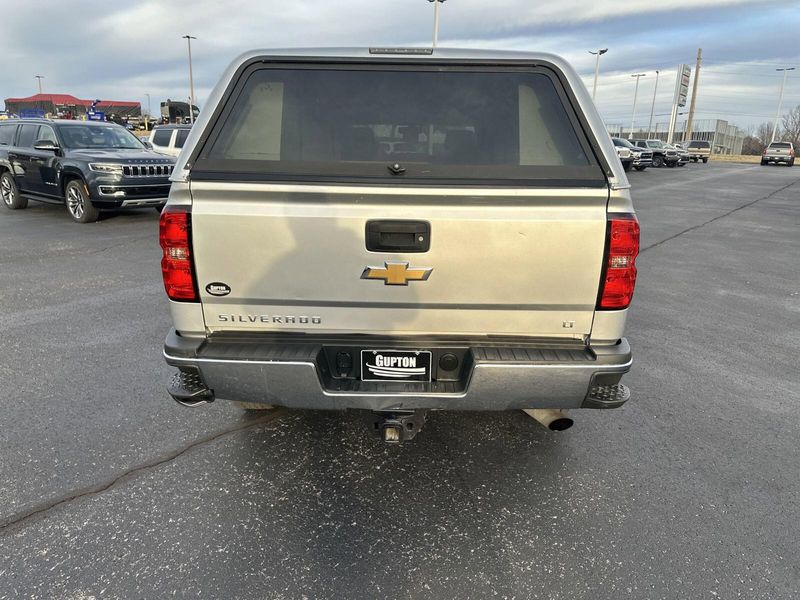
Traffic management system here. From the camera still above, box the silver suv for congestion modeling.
[159,48,639,442]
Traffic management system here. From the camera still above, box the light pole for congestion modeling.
[35,75,44,94]
[629,73,646,138]
[145,93,151,128]
[427,0,446,49]
[182,35,197,124]
[772,67,795,143]
[647,70,660,138]
[589,48,607,101]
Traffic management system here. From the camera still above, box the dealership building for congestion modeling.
[3,93,141,119]
[607,118,745,155]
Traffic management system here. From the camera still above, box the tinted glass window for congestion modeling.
[17,124,38,148]
[59,124,143,149]
[770,142,791,148]
[198,67,603,183]
[688,141,710,149]
[0,124,16,146]
[174,129,190,148]
[36,126,58,144]
[152,129,173,146]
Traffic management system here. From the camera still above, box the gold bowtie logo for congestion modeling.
[361,261,433,286]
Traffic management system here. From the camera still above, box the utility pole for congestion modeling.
[772,67,795,143]
[35,75,44,94]
[684,48,702,143]
[182,35,197,124]
[589,48,608,101]
[144,93,151,129]
[629,73,646,139]
[647,70,660,138]
[428,0,446,49]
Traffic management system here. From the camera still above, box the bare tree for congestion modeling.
[743,121,778,155]
[756,121,776,145]
[781,105,800,148]
[741,136,763,155]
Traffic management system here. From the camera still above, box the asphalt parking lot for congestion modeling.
[0,162,798,599]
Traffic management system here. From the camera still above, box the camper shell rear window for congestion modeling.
[191,62,607,186]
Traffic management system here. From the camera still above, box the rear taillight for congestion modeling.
[159,206,198,301]
[598,214,640,310]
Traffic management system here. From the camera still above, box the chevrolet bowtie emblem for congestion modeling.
[361,261,433,286]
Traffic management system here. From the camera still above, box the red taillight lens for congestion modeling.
[159,206,197,301]
[598,214,640,310]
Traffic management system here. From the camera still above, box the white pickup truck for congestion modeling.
[158,48,639,442]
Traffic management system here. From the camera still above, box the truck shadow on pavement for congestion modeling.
[212,407,588,597]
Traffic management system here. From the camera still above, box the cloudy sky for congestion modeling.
[1,0,799,131]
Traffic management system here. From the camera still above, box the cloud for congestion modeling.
[1,0,797,128]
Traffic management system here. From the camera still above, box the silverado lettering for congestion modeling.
[217,315,322,324]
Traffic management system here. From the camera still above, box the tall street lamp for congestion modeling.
[145,93,152,128]
[629,73,646,139]
[589,48,607,101]
[647,70,660,138]
[182,35,197,124]
[427,0,446,49]
[35,75,44,94]
[772,67,795,143]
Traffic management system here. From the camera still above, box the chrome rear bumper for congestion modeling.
[163,330,632,411]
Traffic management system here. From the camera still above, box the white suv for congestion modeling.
[149,125,192,157]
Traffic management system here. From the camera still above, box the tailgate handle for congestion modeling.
[366,220,431,253]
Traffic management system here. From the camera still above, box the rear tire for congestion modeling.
[788,159,795,167]
[1,172,28,210]
[65,179,100,223]
[652,156,665,168]
[667,161,676,168]
[623,162,631,172]
[634,166,647,171]
[702,157,708,164]
[233,401,275,411]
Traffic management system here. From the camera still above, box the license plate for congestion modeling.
[360,349,432,382]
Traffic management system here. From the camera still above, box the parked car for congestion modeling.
[631,139,679,168]
[150,124,192,157]
[685,140,711,163]
[612,140,633,171]
[612,137,652,171]
[159,48,638,443]
[666,143,689,166]
[761,141,795,166]
[0,118,175,222]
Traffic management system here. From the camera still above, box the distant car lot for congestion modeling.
[0,162,798,598]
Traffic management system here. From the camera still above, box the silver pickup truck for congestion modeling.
[159,48,639,442]
[762,141,795,166]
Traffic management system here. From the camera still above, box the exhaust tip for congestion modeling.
[548,417,574,431]
[523,409,573,432]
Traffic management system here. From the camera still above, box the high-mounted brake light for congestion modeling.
[598,213,640,310]
[159,206,198,301]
